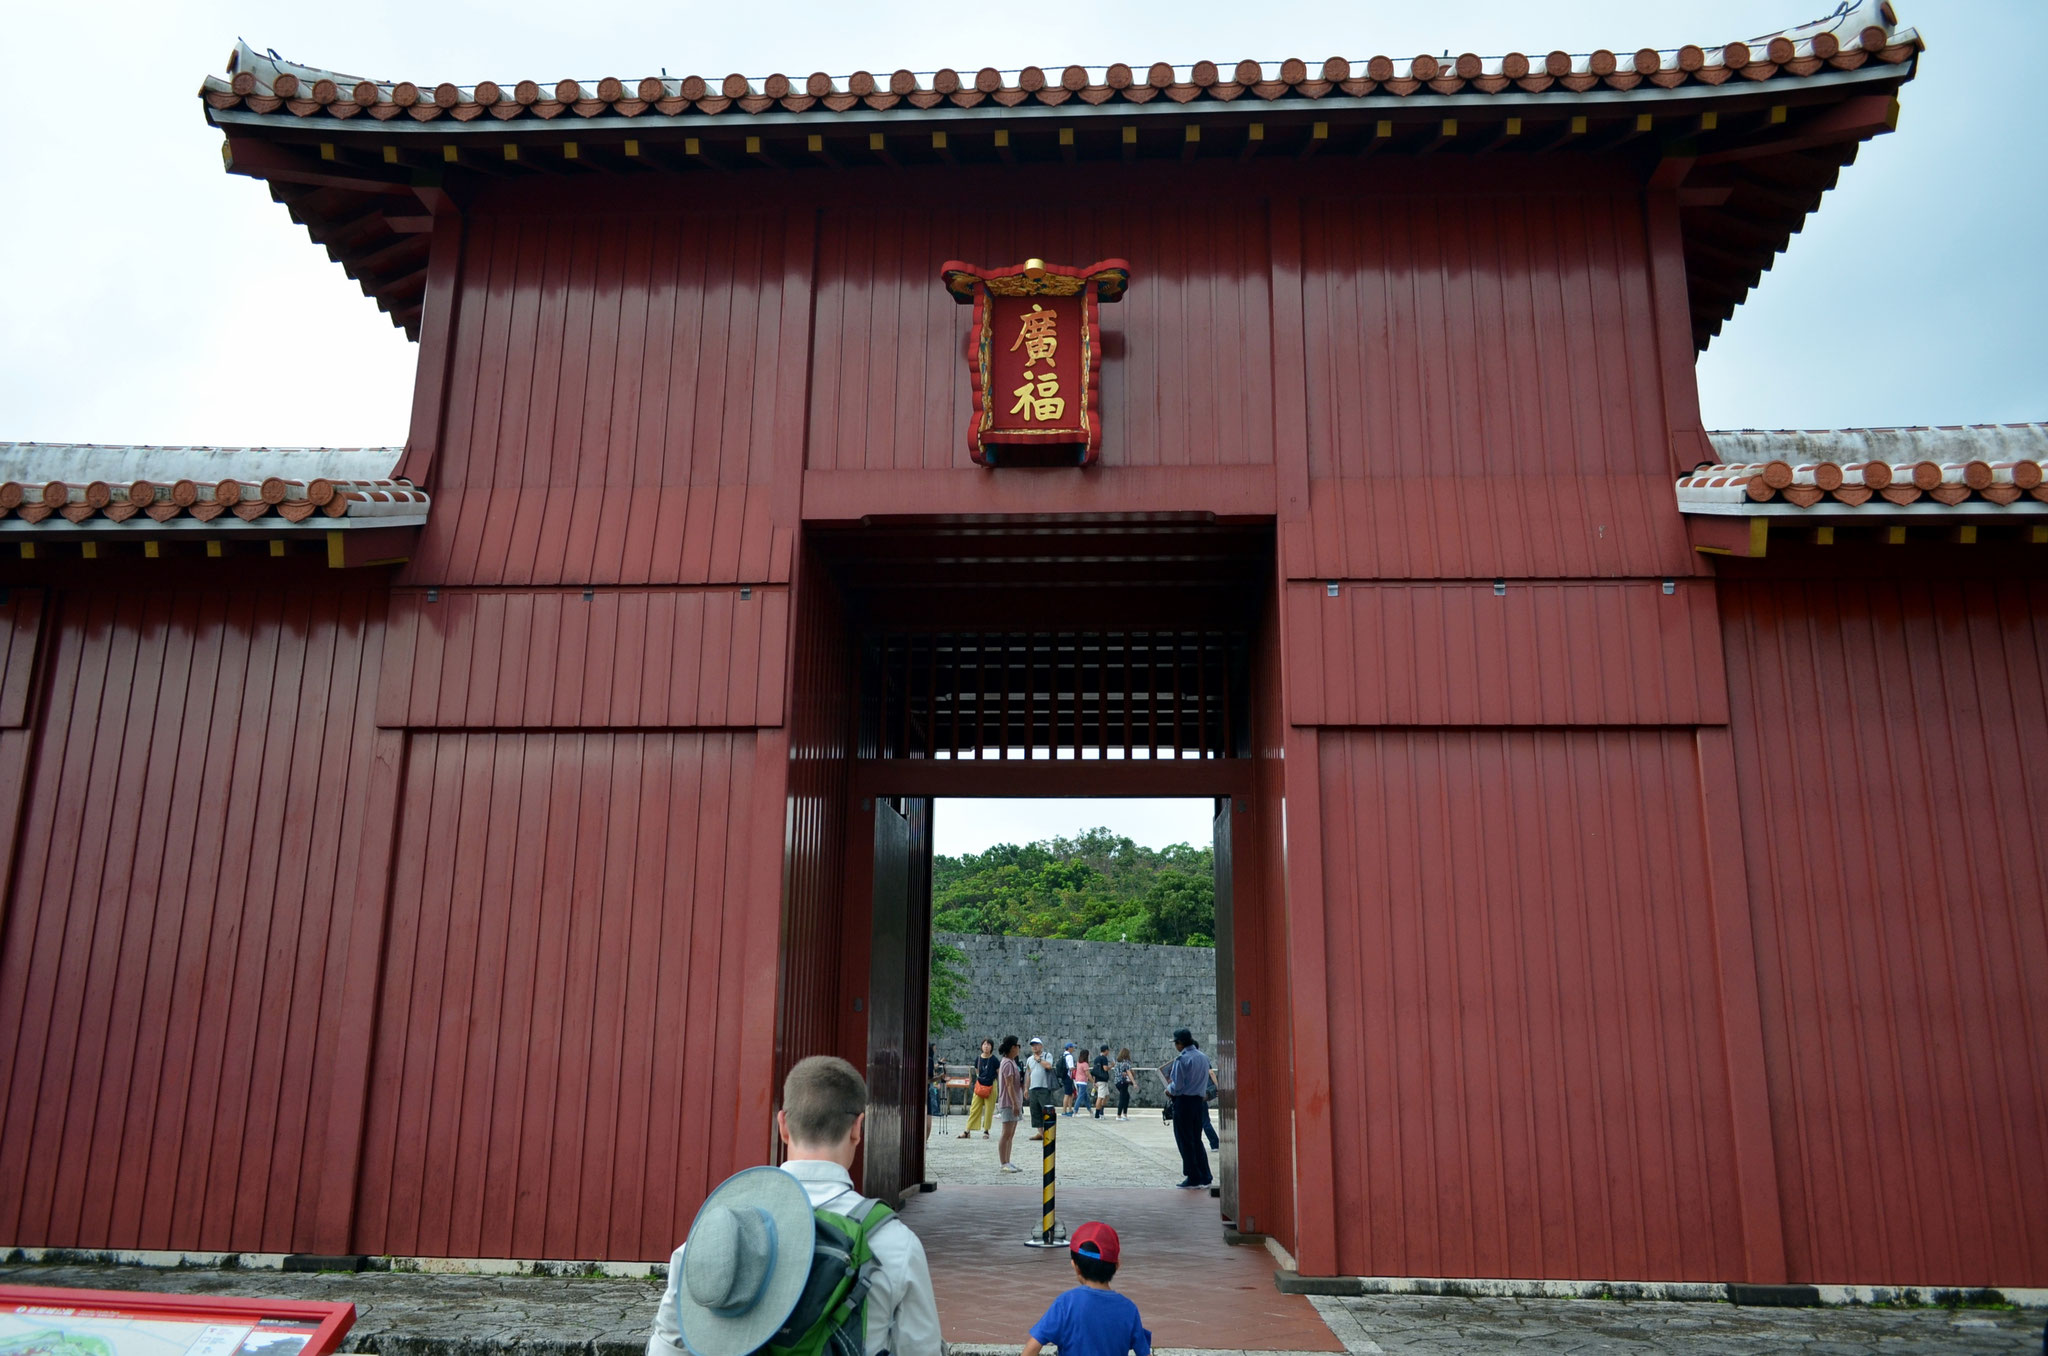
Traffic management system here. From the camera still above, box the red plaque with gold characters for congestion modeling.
[940,257,1131,466]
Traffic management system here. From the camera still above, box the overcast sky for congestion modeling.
[933,798,1216,856]
[2,0,2039,450]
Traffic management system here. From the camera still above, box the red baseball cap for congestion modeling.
[1070,1221,1120,1265]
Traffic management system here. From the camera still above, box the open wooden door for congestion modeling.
[864,797,933,1203]
[1213,795,1238,1223]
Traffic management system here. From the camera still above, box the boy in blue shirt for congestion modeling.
[1024,1221,1152,1356]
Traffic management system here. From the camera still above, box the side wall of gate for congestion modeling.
[0,585,391,1255]
[1267,186,1792,1284]
[1719,570,2048,1287]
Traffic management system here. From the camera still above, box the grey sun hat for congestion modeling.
[675,1166,816,1356]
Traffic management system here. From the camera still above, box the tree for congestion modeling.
[1136,869,1215,946]
[929,941,969,1036]
[930,830,1215,946]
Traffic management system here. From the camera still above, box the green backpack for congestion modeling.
[759,1198,895,1356]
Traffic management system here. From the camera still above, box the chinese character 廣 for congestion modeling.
[1009,303,1059,364]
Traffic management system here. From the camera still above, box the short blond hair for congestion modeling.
[783,1055,867,1146]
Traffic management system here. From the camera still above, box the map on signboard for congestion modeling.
[0,1307,260,1356]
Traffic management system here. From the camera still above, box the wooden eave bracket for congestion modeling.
[1687,515,1768,558]
[325,525,420,569]
[1694,94,1899,165]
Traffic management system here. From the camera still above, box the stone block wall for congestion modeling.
[931,932,1217,1108]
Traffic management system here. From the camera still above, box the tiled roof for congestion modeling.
[0,443,425,530]
[1681,424,2048,515]
[201,4,1920,351]
[201,3,1918,125]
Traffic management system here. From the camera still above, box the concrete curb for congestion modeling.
[1273,1271,2048,1309]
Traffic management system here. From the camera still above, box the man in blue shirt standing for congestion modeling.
[1161,1027,1213,1189]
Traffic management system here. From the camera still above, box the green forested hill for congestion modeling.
[930,828,1216,946]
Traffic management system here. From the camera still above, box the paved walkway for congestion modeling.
[898,1185,1333,1351]
[1312,1293,2044,1354]
[925,1102,1195,1188]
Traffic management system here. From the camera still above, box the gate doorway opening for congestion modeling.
[919,796,1226,1207]
[776,518,1296,1313]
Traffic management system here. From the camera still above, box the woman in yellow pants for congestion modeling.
[959,1036,999,1137]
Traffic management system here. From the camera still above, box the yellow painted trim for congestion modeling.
[1183,125,1199,143]
[1770,104,1788,124]
[383,145,399,164]
[1122,125,1138,144]
[327,531,345,568]
[808,134,823,152]
[1441,118,1457,136]
[995,129,1010,148]
[1813,526,1834,546]
[1750,517,1768,556]
[931,131,947,150]
[503,143,518,161]
[1570,115,1587,134]
[1636,113,1652,132]
[1699,111,1718,132]
[747,135,763,154]
[81,542,97,560]
[1247,123,1263,141]
[1375,119,1392,138]
[685,137,702,155]
[1956,525,1978,545]
[868,132,884,151]
[442,144,458,162]
[1505,117,1521,136]
[563,140,578,159]
[320,143,336,161]
[1885,525,1908,545]
[17,543,32,560]
[144,540,160,559]
[206,540,224,558]
[2033,525,2048,544]
[270,540,287,557]
[1311,120,1328,140]
[624,138,640,157]
[1061,127,1076,146]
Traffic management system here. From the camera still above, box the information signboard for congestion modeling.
[0,1287,354,1356]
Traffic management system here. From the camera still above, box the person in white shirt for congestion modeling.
[1025,1037,1056,1141]
[649,1056,942,1356]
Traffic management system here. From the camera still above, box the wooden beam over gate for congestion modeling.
[852,757,1251,798]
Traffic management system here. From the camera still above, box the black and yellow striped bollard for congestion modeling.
[1024,1105,1063,1246]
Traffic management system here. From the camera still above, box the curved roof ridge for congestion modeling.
[199,3,1920,118]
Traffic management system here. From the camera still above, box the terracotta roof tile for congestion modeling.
[1681,424,2048,517]
[200,2,1921,126]
[0,444,426,531]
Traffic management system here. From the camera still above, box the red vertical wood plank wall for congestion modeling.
[0,589,388,1253]
[1720,575,2048,1286]
[1270,183,1793,1282]
[1313,729,1749,1280]
[348,731,766,1261]
[809,202,1275,471]
[1,160,2042,1290]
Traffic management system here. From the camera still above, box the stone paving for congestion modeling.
[924,1098,1197,1188]
[1311,1292,2045,1354]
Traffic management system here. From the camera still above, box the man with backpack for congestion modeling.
[649,1055,942,1356]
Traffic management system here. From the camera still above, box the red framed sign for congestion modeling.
[0,1287,355,1356]
[940,257,1131,466]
